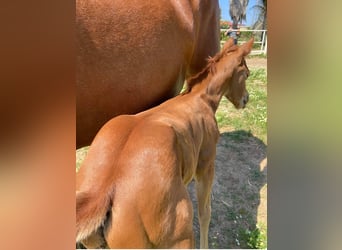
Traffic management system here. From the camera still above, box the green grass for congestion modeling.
[240,224,267,249]
[216,68,267,144]
[247,54,267,59]
[76,146,89,172]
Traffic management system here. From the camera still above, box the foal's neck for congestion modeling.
[190,70,230,113]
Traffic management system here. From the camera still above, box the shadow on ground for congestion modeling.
[188,130,267,248]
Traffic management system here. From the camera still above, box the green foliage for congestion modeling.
[248,54,267,59]
[220,20,231,29]
[240,225,267,249]
[76,146,89,172]
[239,31,254,41]
[220,30,229,41]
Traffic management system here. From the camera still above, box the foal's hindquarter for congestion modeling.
[78,95,218,248]
[76,38,253,248]
[77,94,219,248]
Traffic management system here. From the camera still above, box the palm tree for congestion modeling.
[251,0,267,50]
[229,0,249,44]
[229,0,248,27]
[252,0,267,30]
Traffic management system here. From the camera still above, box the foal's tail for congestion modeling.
[76,187,114,242]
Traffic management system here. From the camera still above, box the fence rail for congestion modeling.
[220,29,267,55]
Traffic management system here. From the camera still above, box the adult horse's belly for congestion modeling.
[76,0,219,148]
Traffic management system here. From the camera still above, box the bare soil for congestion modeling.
[188,130,267,248]
[246,57,267,69]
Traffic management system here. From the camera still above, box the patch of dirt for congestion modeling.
[246,57,267,69]
[188,130,267,248]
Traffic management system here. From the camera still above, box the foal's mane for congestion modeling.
[184,44,239,93]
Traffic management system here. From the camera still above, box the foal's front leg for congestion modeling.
[196,162,214,249]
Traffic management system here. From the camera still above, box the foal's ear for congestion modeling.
[223,38,235,50]
[240,38,254,56]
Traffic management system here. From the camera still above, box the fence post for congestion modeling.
[260,30,266,53]
[264,34,267,54]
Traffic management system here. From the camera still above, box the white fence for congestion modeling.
[220,29,267,55]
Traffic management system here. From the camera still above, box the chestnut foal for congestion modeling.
[76,38,253,248]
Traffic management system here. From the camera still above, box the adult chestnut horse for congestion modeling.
[77,0,220,148]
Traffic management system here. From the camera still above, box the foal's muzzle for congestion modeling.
[242,93,249,108]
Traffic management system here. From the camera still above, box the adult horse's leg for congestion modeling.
[188,0,220,76]
[196,162,214,249]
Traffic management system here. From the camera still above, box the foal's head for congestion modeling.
[214,38,254,109]
[186,38,254,109]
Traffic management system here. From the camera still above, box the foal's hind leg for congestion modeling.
[166,187,195,249]
[196,162,214,249]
